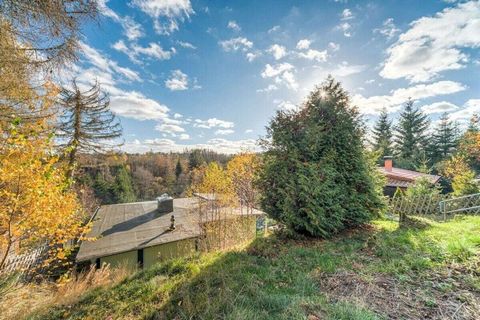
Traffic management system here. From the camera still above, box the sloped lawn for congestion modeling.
[28,216,480,320]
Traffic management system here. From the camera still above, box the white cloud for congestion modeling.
[298,49,328,62]
[261,63,298,90]
[268,25,280,33]
[421,101,460,114]
[165,69,190,91]
[123,138,259,154]
[215,129,234,135]
[177,41,196,49]
[267,44,287,60]
[113,40,175,64]
[374,18,400,40]
[296,39,311,50]
[245,129,253,133]
[227,20,241,31]
[449,99,480,123]
[80,42,141,82]
[381,1,480,83]
[337,22,352,37]
[98,0,144,40]
[155,123,185,134]
[352,80,467,115]
[246,51,261,62]
[179,133,190,140]
[276,100,297,111]
[341,8,354,20]
[109,91,170,121]
[194,118,235,129]
[328,42,340,51]
[132,0,194,35]
[257,84,278,93]
[219,37,253,52]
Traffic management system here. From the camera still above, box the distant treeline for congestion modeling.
[75,149,232,206]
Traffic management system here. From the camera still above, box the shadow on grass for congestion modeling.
[27,216,480,320]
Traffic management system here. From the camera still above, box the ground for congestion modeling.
[3,215,480,320]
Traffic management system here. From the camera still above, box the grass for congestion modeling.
[4,215,480,320]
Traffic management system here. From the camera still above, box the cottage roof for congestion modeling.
[377,166,441,188]
[76,197,264,262]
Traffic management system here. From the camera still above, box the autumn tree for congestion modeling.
[371,108,393,161]
[440,155,479,196]
[0,0,97,70]
[0,95,88,270]
[226,153,260,214]
[57,80,123,180]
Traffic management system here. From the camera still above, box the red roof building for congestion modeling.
[378,156,441,196]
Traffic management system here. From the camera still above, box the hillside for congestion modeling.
[19,216,480,320]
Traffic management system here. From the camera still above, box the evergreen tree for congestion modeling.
[467,113,479,133]
[175,159,183,180]
[188,149,205,169]
[113,165,136,203]
[371,108,393,160]
[429,113,457,164]
[394,99,429,168]
[57,80,123,179]
[258,77,384,238]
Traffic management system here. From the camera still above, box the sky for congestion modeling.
[71,0,480,154]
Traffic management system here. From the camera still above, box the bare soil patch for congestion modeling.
[316,260,480,320]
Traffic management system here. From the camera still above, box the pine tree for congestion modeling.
[394,99,429,168]
[57,80,123,179]
[258,77,384,238]
[371,108,393,160]
[467,113,479,133]
[188,149,205,170]
[175,159,183,180]
[113,165,136,203]
[429,113,457,163]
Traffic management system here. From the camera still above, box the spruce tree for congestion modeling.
[258,77,384,238]
[467,113,479,133]
[429,113,457,163]
[57,80,123,179]
[371,108,393,160]
[175,159,183,180]
[394,99,429,168]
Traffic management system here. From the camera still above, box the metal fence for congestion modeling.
[389,192,480,221]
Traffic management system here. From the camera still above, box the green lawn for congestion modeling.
[29,216,480,320]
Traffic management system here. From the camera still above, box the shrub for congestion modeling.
[258,77,384,238]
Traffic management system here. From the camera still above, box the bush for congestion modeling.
[258,77,384,238]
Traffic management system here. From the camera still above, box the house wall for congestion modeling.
[99,250,138,270]
[143,238,197,269]
[95,238,197,270]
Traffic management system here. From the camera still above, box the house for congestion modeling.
[76,194,264,270]
[378,156,441,197]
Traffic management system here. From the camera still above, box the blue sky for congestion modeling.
[72,0,480,153]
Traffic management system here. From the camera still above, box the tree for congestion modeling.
[0,0,97,70]
[258,77,384,238]
[175,159,183,180]
[429,113,458,164]
[394,99,429,168]
[189,149,205,170]
[113,165,136,203]
[226,153,260,214]
[371,108,393,161]
[441,156,479,196]
[57,80,123,180]
[0,115,87,270]
[466,113,479,133]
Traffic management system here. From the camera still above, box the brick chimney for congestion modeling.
[157,193,173,214]
[384,156,393,172]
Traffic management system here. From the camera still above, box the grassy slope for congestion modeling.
[29,216,480,320]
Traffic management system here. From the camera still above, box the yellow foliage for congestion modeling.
[191,162,235,206]
[440,155,479,196]
[0,92,88,270]
[226,153,260,210]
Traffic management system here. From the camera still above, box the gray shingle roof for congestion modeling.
[76,198,200,262]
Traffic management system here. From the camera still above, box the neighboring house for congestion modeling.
[378,156,441,197]
[76,195,264,270]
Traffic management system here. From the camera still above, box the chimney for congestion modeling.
[384,156,393,172]
[157,193,173,214]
